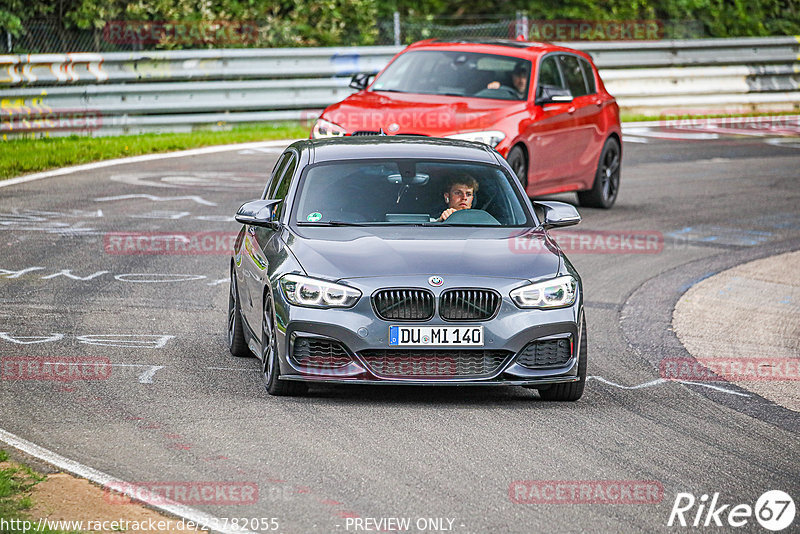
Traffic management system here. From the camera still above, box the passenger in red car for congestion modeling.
[438,176,478,221]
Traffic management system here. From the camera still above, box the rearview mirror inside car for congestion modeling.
[387,173,430,185]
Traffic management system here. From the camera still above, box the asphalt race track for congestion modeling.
[1,130,798,533]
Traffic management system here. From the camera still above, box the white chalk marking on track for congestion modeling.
[588,375,750,397]
[589,376,667,390]
[622,136,649,144]
[676,380,751,397]
[94,194,217,207]
[0,139,298,190]
[136,365,165,384]
[238,147,283,154]
[0,428,257,534]
[0,332,65,344]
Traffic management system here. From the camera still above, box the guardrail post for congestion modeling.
[393,12,401,47]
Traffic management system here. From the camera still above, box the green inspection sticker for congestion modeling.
[307,212,322,222]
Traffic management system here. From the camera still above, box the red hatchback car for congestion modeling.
[311,39,622,208]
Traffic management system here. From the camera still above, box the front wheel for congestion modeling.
[227,269,250,357]
[262,294,306,396]
[577,137,620,209]
[506,146,528,192]
[538,318,587,401]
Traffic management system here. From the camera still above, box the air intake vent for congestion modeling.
[516,338,573,369]
[291,337,351,368]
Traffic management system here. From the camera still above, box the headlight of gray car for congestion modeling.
[510,275,578,309]
[280,274,361,308]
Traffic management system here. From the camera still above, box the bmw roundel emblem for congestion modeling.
[428,276,443,287]
[387,123,400,133]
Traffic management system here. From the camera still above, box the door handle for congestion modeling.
[568,106,576,113]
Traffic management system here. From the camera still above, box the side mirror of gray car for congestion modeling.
[235,199,282,228]
[534,201,581,229]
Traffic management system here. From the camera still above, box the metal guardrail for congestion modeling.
[1,37,799,136]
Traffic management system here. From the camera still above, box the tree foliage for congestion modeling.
[0,0,797,46]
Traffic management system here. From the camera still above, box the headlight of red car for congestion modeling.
[312,118,348,138]
[445,130,506,148]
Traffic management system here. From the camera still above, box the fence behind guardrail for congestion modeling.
[1,37,798,136]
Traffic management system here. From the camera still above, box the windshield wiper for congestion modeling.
[372,89,407,94]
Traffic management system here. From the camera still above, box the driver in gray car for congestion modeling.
[437,176,478,221]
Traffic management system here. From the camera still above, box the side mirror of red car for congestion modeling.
[535,86,574,106]
[349,73,375,91]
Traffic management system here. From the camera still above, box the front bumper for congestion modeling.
[273,274,582,386]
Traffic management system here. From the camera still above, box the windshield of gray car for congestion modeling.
[293,159,532,227]
[370,51,531,100]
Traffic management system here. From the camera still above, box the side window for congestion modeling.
[264,153,289,199]
[537,55,563,90]
[272,154,297,219]
[558,55,589,97]
[579,58,597,94]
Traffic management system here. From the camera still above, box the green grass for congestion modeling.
[2,111,797,180]
[0,449,80,533]
[0,122,308,180]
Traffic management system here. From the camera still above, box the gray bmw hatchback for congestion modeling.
[228,136,586,400]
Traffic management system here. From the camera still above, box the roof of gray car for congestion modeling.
[295,136,500,164]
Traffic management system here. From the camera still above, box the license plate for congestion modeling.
[389,326,483,346]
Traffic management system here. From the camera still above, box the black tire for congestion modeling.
[506,145,528,192]
[577,137,621,209]
[538,318,587,401]
[262,294,307,396]
[227,269,250,357]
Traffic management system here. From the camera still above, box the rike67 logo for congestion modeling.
[668,490,795,531]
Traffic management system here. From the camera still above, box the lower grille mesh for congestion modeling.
[516,338,572,368]
[359,349,509,378]
[292,337,351,368]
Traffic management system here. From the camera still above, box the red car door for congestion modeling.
[556,53,604,189]
[524,54,581,193]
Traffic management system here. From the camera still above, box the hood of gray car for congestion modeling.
[286,226,562,281]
